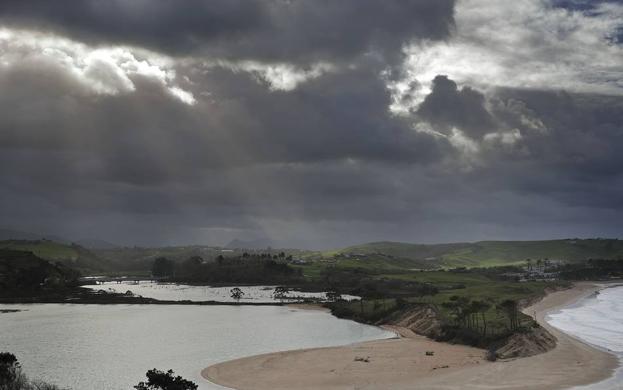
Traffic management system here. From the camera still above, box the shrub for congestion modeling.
[134,368,198,390]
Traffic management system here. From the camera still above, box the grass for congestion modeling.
[328,268,566,339]
[380,270,559,303]
[325,238,623,269]
[0,240,79,261]
[0,240,114,273]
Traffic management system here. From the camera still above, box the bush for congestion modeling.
[0,352,62,390]
[486,346,498,361]
[134,369,198,390]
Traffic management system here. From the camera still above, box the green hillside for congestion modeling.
[0,240,109,273]
[332,239,623,269]
[0,249,80,292]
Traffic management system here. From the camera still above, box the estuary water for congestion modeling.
[0,304,394,390]
[82,281,357,302]
[547,285,623,389]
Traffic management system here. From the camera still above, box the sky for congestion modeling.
[0,0,622,249]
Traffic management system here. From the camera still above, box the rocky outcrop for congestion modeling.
[382,304,444,339]
[495,326,557,359]
[380,303,557,360]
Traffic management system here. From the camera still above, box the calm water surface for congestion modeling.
[83,281,357,302]
[0,304,393,390]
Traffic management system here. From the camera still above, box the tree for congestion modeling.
[497,299,519,331]
[273,286,290,301]
[326,290,342,302]
[0,352,20,387]
[471,300,491,335]
[230,287,244,301]
[0,352,60,390]
[152,257,175,278]
[442,295,471,327]
[134,369,197,390]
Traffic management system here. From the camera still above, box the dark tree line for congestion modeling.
[442,296,522,337]
[0,250,80,294]
[442,296,493,335]
[558,259,623,280]
[151,254,303,284]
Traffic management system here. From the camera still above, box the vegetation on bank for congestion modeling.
[0,352,63,390]
[0,240,106,274]
[0,250,80,296]
[134,369,197,390]
[0,352,197,390]
[318,265,566,356]
[152,253,304,285]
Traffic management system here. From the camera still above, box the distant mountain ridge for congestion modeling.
[0,228,67,243]
[332,239,623,268]
[0,229,118,249]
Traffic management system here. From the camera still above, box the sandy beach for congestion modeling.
[203,282,620,390]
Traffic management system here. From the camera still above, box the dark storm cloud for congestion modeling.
[0,0,455,64]
[0,38,454,247]
[417,75,496,138]
[1,0,622,248]
[0,0,267,54]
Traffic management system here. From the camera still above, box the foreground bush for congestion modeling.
[134,369,198,390]
[0,352,62,390]
[1,352,198,390]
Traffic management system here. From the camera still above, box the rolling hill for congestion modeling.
[0,240,111,273]
[0,249,80,291]
[331,239,623,268]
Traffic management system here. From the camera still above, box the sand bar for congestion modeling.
[203,282,619,390]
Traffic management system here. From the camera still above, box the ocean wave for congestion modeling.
[547,286,623,352]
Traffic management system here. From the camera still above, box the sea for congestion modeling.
[547,285,623,389]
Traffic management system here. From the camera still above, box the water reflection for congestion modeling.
[0,303,393,390]
[83,281,357,303]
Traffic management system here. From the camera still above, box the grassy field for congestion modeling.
[328,238,623,269]
[329,269,564,338]
[0,240,79,260]
[0,240,111,273]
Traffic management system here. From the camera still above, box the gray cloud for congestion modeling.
[0,0,455,65]
[417,75,496,139]
[0,0,622,248]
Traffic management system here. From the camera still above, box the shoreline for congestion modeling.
[202,282,620,390]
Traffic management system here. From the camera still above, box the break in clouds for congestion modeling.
[0,0,622,248]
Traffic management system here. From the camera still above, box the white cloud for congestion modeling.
[445,127,482,170]
[213,60,335,91]
[169,86,197,105]
[484,128,523,146]
[0,27,196,105]
[389,0,623,114]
